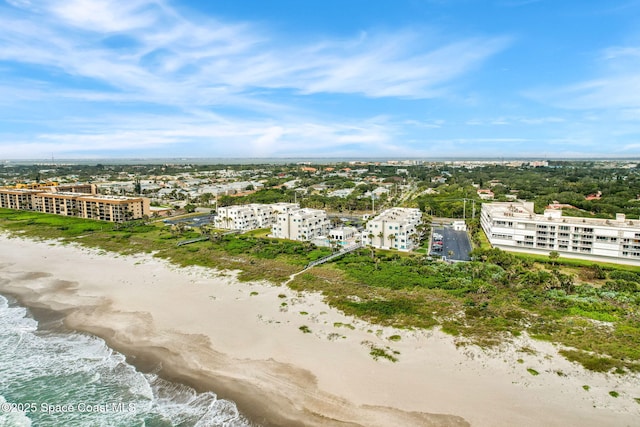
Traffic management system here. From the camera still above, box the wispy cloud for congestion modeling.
[465,116,565,126]
[0,0,511,157]
[0,0,509,104]
[528,44,640,110]
[0,112,396,158]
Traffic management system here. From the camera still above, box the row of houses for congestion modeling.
[0,186,150,222]
[481,201,640,265]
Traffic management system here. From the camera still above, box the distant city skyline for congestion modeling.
[1,0,639,159]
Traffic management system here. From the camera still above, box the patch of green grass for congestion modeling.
[559,349,618,373]
[278,293,287,298]
[299,311,308,315]
[583,385,590,391]
[333,322,355,330]
[517,358,524,364]
[527,368,540,376]
[609,391,619,398]
[250,291,258,296]
[362,341,399,362]
[388,334,401,341]
[634,397,640,405]
[299,325,312,334]
[519,346,537,355]
[513,251,640,273]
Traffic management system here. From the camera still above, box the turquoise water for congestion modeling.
[0,295,253,427]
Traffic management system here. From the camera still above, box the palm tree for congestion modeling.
[410,232,419,249]
[377,231,385,248]
[200,192,214,205]
[367,232,375,245]
[388,233,396,249]
[367,232,375,259]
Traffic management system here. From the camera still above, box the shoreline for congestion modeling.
[1,233,638,426]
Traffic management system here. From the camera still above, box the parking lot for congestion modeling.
[430,226,473,261]
[163,214,216,227]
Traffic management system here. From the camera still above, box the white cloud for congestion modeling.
[0,0,514,158]
[5,0,31,8]
[45,0,160,33]
[464,116,565,126]
[0,0,509,105]
[0,112,396,158]
[529,44,640,110]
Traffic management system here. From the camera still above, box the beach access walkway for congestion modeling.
[306,242,363,269]
[176,230,242,246]
[284,242,362,285]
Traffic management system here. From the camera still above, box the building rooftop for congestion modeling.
[484,202,640,228]
[370,207,421,223]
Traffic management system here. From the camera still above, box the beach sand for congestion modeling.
[0,233,638,426]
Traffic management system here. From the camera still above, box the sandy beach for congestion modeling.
[0,233,638,426]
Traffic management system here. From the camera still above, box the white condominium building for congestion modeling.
[363,207,422,251]
[481,201,640,265]
[215,203,298,231]
[271,207,330,241]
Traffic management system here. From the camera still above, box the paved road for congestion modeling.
[431,226,473,261]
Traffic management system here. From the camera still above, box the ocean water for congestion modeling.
[0,294,253,427]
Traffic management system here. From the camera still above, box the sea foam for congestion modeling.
[0,294,253,426]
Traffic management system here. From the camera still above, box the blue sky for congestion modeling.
[1,0,639,159]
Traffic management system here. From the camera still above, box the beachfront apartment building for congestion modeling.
[215,203,299,231]
[0,187,150,222]
[0,188,41,211]
[481,201,640,265]
[271,207,330,241]
[71,194,150,222]
[362,207,422,251]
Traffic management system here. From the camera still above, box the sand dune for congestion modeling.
[0,233,638,426]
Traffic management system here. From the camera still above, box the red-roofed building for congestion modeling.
[585,191,602,201]
[477,189,495,200]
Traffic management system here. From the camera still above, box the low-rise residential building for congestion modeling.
[215,203,298,231]
[452,220,467,231]
[362,207,422,251]
[481,201,640,265]
[328,226,359,243]
[271,207,330,241]
[477,189,495,200]
[364,187,390,199]
[329,188,354,198]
